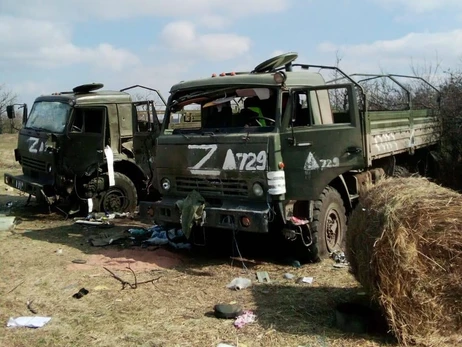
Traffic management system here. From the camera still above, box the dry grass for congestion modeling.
[0,133,22,196]
[0,216,389,347]
[0,134,395,347]
[347,177,462,347]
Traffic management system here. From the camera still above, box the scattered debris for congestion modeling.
[297,277,314,284]
[217,344,235,347]
[26,300,37,314]
[284,273,295,280]
[88,231,130,247]
[213,303,243,319]
[256,271,271,283]
[142,227,191,249]
[234,310,256,328]
[72,288,89,299]
[0,214,15,231]
[71,259,87,264]
[104,266,161,290]
[7,280,24,294]
[74,212,118,227]
[75,220,114,228]
[7,316,51,328]
[331,250,348,264]
[55,248,63,255]
[88,225,191,250]
[226,277,252,290]
[288,259,301,268]
[333,263,348,269]
[93,285,109,291]
[229,256,263,265]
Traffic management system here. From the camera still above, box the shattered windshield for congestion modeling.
[26,101,72,133]
[165,87,278,134]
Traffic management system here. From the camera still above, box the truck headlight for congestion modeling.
[252,182,264,197]
[161,178,171,191]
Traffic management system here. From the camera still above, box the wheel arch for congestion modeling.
[94,159,148,200]
[290,174,352,221]
[327,174,353,213]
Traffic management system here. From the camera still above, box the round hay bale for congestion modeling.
[346,177,462,346]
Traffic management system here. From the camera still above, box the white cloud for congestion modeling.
[0,0,290,21]
[0,16,139,70]
[372,0,462,13]
[317,30,462,73]
[160,21,252,61]
[197,14,231,29]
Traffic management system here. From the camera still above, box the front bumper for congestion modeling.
[154,197,270,233]
[4,173,53,200]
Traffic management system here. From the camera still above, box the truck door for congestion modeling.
[279,84,365,200]
[132,100,162,184]
[63,106,106,176]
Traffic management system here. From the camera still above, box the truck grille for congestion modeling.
[22,156,46,172]
[176,177,248,197]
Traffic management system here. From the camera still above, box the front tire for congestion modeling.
[308,186,347,261]
[96,172,138,213]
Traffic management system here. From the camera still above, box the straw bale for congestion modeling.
[347,177,462,346]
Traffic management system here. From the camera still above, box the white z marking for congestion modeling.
[188,144,219,175]
[27,137,45,154]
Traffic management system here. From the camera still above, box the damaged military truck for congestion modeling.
[4,83,166,214]
[152,52,440,260]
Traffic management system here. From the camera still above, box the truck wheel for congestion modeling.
[308,186,347,261]
[98,172,138,213]
[393,165,411,178]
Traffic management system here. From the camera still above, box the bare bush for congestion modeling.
[0,84,18,134]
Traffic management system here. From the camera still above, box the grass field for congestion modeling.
[0,133,394,347]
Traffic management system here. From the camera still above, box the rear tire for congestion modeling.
[96,172,138,213]
[307,187,347,261]
[392,165,411,178]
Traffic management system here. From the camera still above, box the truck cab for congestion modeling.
[152,53,439,261]
[4,83,166,214]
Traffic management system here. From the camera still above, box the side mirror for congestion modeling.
[6,105,14,119]
[22,104,28,124]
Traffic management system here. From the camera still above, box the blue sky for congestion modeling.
[1,0,462,107]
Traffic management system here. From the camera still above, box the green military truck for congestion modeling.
[151,52,440,260]
[4,83,166,214]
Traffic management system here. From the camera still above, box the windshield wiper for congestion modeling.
[27,126,50,132]
[177,131,190,140]
[202,131,216,138]
[171,87,233,109]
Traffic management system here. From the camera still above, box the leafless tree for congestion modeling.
[0,84,18,134]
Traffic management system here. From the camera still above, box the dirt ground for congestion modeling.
[0,133,395,347]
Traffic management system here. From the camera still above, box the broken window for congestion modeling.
[165,87,277,134]
[26,101,72,133]
[71,107,105,133]
[288,86,353,127]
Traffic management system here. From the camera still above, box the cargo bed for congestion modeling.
[365,108,439,166]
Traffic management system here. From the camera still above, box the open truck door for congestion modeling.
[120,85,167,193]
[63,106,107,176]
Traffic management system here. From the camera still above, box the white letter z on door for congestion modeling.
[188,144,219,176]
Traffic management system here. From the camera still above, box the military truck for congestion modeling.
[151,52,440,260]
[4,83,166,214]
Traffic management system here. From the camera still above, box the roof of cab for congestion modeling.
[35,90,132,105]
[169,70,327,93]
